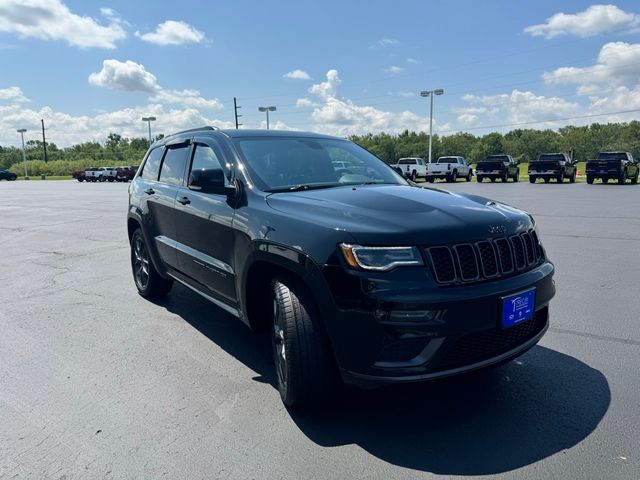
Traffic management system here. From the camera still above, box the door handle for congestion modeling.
[144,188,155,195]
[177,196,191,205]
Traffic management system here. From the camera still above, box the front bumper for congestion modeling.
[318,262,555,386]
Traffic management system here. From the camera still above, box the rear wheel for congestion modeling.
[513,172,519,182]
[602,177,608,183]
[447,171,457,183]
[556,171,564,183]
[477,176,483,183]
[491,177,496,183]
[501,173,508,183]
[271,277,336,408]
[410,171,417,182]
[428,177,435,183]
[544,177,550,183]
[570,171,576,183]
[529,177,536,183]
[466,170,472,182]
[618,170,627,185]
[587,176,594,184]
[130,229,173,299]
[631,172,639,185]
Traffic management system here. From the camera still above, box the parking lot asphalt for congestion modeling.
[0,179,638,479]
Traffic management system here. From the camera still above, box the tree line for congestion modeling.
[2,122,640,176]
[351,121,640,164]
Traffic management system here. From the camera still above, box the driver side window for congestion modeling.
[190,144,226,181]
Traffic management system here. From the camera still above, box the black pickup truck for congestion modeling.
[585,152,639,184]
[528,153,577,184]
[476,154,520,183]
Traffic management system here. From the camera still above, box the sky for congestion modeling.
[1,0,640,147]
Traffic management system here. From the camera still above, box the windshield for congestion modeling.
[397,159,417,165]
[597,152,627,161]
[535,154,565,162]
[233,137,406,192]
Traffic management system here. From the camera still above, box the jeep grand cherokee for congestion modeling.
[127,127,555,408]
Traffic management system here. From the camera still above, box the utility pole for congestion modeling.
[233,97,242,129]
[41,119,48,162]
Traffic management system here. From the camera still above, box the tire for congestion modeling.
[271,277,335,408]
[411,171,417,182]
[130,229,173,299]
[529,177,536,184]
[477,176,483,183]
[602,177,608,183]
[569,171,576,183]
[631,172,638,185]
[544,177,550,183]
[428,177,435,183]
[491,177,496,183]
[10,175,17,181]
[108,177,115,182]
[618,171,627,185]
[98,176,105,182]
[77,177,84,182]
[451,170,457,182]
[466,170,472,182]
[587,176,594,184]
[501,173,508,183]
[556,171,564,183]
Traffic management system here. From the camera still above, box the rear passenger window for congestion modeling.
[191,144,224,172]
[141,147,163,181]
[159,145,190,185]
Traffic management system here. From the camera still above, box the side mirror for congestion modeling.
[188,168,235,195]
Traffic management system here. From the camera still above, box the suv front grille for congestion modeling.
[426,230,543,285]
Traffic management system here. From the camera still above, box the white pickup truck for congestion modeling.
[427,156,473,183]
[392,157,428,181]
[85,167,117,182]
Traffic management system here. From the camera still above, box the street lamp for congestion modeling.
[141,116,156,145]
[258,106,277,129]
[17,129,28,180]
[420,88,444,164]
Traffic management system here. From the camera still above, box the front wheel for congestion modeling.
[569,171,576,183]
[557,171,564,183]
[130,229,173,299]
[466,170,472,182]
[272,277,336,408]
[514,172,520,182]
[618,171,627,185]
[631,172,638,185]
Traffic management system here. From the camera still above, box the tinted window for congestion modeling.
[398,159,417,165]
[597,152,627,161]
[536,154,565,162]
[437,157,456,164]
[159,146,189,185]
[141,147,164,181]
[190,144,224,173]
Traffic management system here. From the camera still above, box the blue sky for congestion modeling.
[1,0,640,146]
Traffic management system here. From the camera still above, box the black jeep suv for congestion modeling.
[0,169,17,181]
[127,128,555,408]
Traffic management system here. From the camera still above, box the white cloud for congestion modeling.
[459,89,580,128]
[387,90,415,97]
[88,59,159,92]
[384,65,405,76]
[0,86,29,103]
[0,0,126,49]
[406,58,421,65]
[150,89,223,110]
[543,42,640,89]
[377,38,399,47]
[457,113,479,126]
[304,70,430,136]
[525,4,640,39]
[135,20,205,46]
[259,119,291,131]
[295,98,318,108]
[283,69,311,80]
[0,103,234,147]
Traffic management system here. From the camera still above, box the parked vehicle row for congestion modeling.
[393,151,638,185]
[73,166,138,182]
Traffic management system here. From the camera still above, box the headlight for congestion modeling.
[340,244,423,271]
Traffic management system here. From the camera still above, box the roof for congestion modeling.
[217,129,342,140]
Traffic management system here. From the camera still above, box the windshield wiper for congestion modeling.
[266,183,339,193]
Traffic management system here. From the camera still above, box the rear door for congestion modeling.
[174,137,238,303]
[137,141,190,270]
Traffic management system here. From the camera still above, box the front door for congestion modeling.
[174,137,238,303]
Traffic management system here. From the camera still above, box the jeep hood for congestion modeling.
[265,184,533,245]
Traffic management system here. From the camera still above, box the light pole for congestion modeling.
[17,129,28,180]
[141,116,156,145]
[258,106,276,129]
[420,89,444,164]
